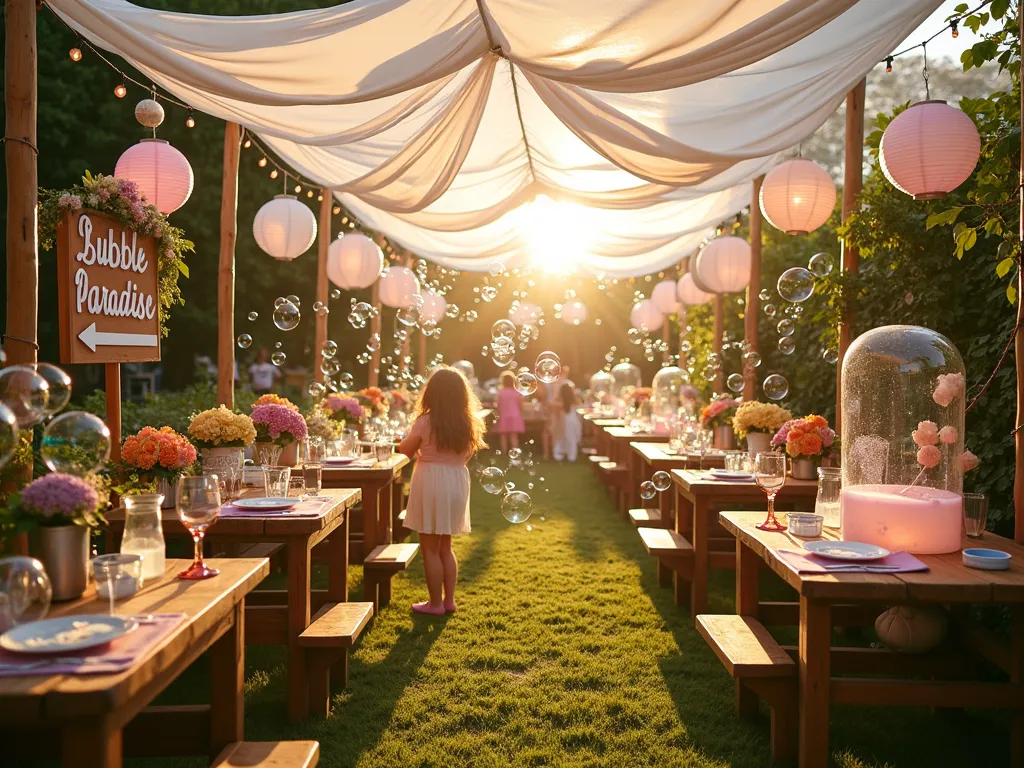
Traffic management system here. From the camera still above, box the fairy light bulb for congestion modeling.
[306,189,314,198]
[185,111,195,128]
[243,138,252,149]
[69,47,82,62]
[294,184,301,194]
[950,19,959,38]
[332,205,341,214]
[258,156,268,168]
[270,169,279,179]
[114,82,127,99]
[885,56,893,73]
[317,193,323,202]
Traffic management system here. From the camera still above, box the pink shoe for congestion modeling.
[444,601,458,613]
[411,601,446,616]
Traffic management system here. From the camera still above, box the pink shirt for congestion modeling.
[404,414,470,466]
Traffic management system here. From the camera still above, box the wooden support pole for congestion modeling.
[4,0,38,368]
[369,282,381,388]
[418,330,427,375]
[835,79,866,433]
[744,176,764,400]
[713,294,724,392]
[105,364,121,462]
[314,191,332,384]
[1016,2,1024,543]
[217,123,242,408]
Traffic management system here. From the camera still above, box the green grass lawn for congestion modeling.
[142,461,1008,768]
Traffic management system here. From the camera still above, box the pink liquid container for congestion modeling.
[840,326,965,554]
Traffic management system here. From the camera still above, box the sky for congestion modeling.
[898,0,988,62]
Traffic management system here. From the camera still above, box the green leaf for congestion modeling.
[953,2,968,12]
[177,261,190,279]
[1008,283,1017,305]
[996,257,1014,278]
[991,0,1009,19]
[926,207,964,229]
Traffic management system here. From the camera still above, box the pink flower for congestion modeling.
[912,421,939,447]
[251,403,307,442]
[916,445,942,469]
[938,426,958,445]
[57,193,82,210]
[20,473,98,519]
[933,373,965,407]
[97,188,111,202]
[960,450,980,473]
[819,427,834,448]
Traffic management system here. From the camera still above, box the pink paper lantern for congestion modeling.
[327,233,383,290]
[630,299,664,332]
[510,302,543,325]
[677,273,713,306]
[759,158,836,235]
[651,280,682,314]
[419,289,447,323]
[880,100,980,200]
[695,235,751,294]
[562,300,589,325]
[252,195,317,261]
[378,266,420,308]
[114,138,194,215]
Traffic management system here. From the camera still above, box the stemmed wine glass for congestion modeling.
[754,452,787,531]
[176,475,222,580]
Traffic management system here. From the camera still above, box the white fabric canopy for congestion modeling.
[50,0,941,276]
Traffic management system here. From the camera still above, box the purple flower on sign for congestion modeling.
[58,193,83,210]
[20,473,99,521]
[251,403,307,443]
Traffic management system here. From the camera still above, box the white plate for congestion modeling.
[232,497,299,511]
[1,615,138,654]
[710,469,754,481]
[804,540,890,561]
[324,457,357,466]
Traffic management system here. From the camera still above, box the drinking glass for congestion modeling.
[697,429,713,471]
[724,451,747,472]
[300,437,325,499]
[176,475,221,580]
[217,461,241,504]
[242,464,269,495]
[754,452,787,531]
[375,441,393,464]
[963,493,988,538]
[265,466,291,498]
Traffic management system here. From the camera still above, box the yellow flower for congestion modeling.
[732,401,792,439]
[188,406,256,447]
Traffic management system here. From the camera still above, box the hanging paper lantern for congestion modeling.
[562,300,589,325]
[694,235,751,294]
[651,280,682,314]
[114,138,194,215]
[419,289,447,323]
[378,266,421,308]
[327,233,383,290]
[759,158,836,235]
[880,101,980,200]
[630,299,664,333]
[252,195,317,261]
[677,273,713,306]
[510,302,543,325]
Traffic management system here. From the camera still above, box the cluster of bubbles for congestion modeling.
[477,443,546,525]
[638,470,673,501]
[766,253,838,364]
[347,301,377,329]
[272,296,302,331]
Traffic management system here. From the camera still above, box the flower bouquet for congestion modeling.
[700,398,740,430]
[733,401,792,457]
[771,415,836,479]
[254,393,300,411]
[306,404,344,441]
[120,426,197,507]
[188,406,256,480]
[357,387,390,417]
[251,404,308,466]
[324,394,368,427]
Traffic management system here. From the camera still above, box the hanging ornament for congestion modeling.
[378,266,421,309]
[651,279,682,314]
[419,289,447,324]
[694,235,751,293]
[630,299,664,333]
[677,273,713,306]
[134,98,164,129]
[759,158,836,235]
[252,195,317,261]
[114,138,194,215]
[326,232,383,290]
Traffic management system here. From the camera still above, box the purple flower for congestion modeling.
[819,427,834,448]
[771,419,796,448]
[58,193,83,210]
[251,404,307,442]
[20,473,98,519]
[325,395,365,420]
[97,188,111,202]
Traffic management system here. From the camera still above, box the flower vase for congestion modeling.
[746,432,772,459]
[712,425,735,451]
[791,457,817,481]
[253,442,283,467]
[279,441,298,467]
[36,524,89,601]
[201,446,244,478]
[157,475,180,509]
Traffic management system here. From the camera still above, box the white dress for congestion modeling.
[403,415,472,535]
[553,408,582,461]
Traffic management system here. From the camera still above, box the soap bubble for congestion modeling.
[313,300,328,316]
[777,319,795,337]
[308,382,326,399]
[743,351,762,368]
[627,328,643,345]
[321,341,338,359]
[763,374,789,401]
[639,481,657,500]
[491,319,516,341]
[758,289,771,301]
[0,556,52,629]
[321,359,340,376]
[396,306,420,326]
[465,310,478,323]
[726,373,745,393]
[0,404,18,469]
[274,341,282,349]
[339,372,354,387]
[396,328,408,342]
[481,285,498,303]
[652,471,672,492]
[778,336,796,355]
[535,352,561,383]
[823,347,839,364]
[286,295,300,307]
[348,302,372,329]
[330,288,342,300]
[422,320,438,337]
[680,340,692,354]
[33,364,72,415]
[777,267,815,303]
[247,311,258,321]
[367,333,381,352]
[480,466,505,494]
[0,366,49,427]
[488,261,505,278]
[808,252,834,277]
[40,411,110,475]
[273,300,301,331]
[237,334,252,349]
[501,490,533,523]
[763,303,777,318]
[504,481,516,493]
[490,339,516,367]
[445,304,459,319]
[271,351,287,366]
[274,297,287,308]
[514,371,538,396]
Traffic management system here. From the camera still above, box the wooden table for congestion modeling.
[720,510,1024,767]
[322,454,409,558]
[0,558,268,768]
[671,469,816,617]
[602,427,667,511]
[630,442,726,522]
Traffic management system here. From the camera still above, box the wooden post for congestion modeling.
[1016,3,1024,543]
[418,330,427,375]
[835,79,866,433]
[315,191,332,384]
[369,282,381,387]
[4,0,38,368]
[105,365,121,462]
[744,176,764,400]
[713,295,724,392]
[217,123,242,408]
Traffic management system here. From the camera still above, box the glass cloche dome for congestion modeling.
[840,325,965,554]
[610,362,643,396]
[651,366,688,419]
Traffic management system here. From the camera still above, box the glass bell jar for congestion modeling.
[651,365,689,434]
[840,325,965,554]
[610,362,642,396]
[588,370,616,412]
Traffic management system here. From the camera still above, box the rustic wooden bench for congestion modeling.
[364,542,419,612]
[696,614,796,760]
[637,526,693,589]
[628,507,666,528]
[212,740,320,767]
[394,508,411,542]
[298,601,374,717]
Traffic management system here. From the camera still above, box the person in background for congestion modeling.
[248,348,281,394]
[494,370,526,453]
[552,380,583,461]
[542,365,573,459]
[398,367,486,616]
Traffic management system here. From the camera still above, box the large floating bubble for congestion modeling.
[271,351,287,366]
[491,319,515,341]
[808,252,834,277]
[535,352,561,384]
[514,371,538,396]
[652,471,672,492]
[743,351,762,369]
[322,341,338,359]
[763,374,790,401]
[0,366,49,428]
[308,382,326,399]
[778,336,796,355]
[248,311,259,321]
[490,338,516,367]
[273,300,301,331]
[367,333,381,352]
[481,286,498,303]
[777,267,815,303]
[348,302,372,329]
[0,556,51,630]
[501,490,533,523]
[639,481,657,500]
[823,347,839,364]
[763,303,777,318]
[34,363,72,416]
[0,403,18,469]
[237,334,252,349]
[726,373,745,393]
[480,466,505,495]
[40,410,110,476]
[777,319,795,337]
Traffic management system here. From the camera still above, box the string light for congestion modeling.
[880,1,988,70]
[332,205,341,214]
[69,47,82,62]
[114,82,127,99]
[294,184,302,194]
[306,189,314,198]
[317,193,323,201]
[885,56,893,73]
[185,110,195,128]
[258,156,268,168]
[950,19,959,38]
[270,169,279,179]
[243,138,252,149]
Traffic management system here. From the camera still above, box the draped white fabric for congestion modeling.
[50,0,942,276]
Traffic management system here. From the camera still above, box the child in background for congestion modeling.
[399,367,486,615]
[493,370,526,453]
[552,381,582,462]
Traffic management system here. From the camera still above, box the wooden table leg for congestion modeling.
[287,537,313,722]
[735,539,761,717]
[327,513,350,603]
[391,474,405,537]
[690,497,710,620]
[62,718,122,768]
[210,599,245,756]
[378,479,395,607]
[1011,605,1024,766]
[363,483,383,609]
[798,596,831,768]
[674,491,694,608]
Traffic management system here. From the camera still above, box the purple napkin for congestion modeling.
[0,612,186,677]
[324,458,375,469]
[220,498,330,518]
[777,548,928,574]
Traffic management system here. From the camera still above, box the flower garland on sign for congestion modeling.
[38,171,193,337]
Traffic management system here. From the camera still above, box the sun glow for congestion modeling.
[518,195,595,274]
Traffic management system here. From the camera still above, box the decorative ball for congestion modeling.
[677,273,713,306]
[378,266,421,309]
[695,235,751,293]
[134,98,165,129]
[874,605,948,654]
[419,290,447,324]
[326,233,383,290]
[651,279,682,314]
[114,139,194,215]
[880,101,981,200]
[630,299,664,333]
[759,158,837,235]
[252,195,317,261]
[561,300,588,325]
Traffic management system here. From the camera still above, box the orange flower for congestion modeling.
[799,433,822,456]
[805,414,827,430]
[254,393,299,411]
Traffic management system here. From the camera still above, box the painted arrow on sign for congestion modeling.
[78,323,158,352]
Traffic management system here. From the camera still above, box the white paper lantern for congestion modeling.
[252,195,317,261]
[759,158,836,235]
[677,273,713,306]
[630,299,664,332]
[327,233,383,290]
[510,302,543,325]
[651,280,682,314]
[378,266,421,308]
[695,235,751,294]
[562,300,589,325]
[419,289,447,323]
[114,138,194,215]
[880,101,981,200]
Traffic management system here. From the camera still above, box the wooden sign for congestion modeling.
[56,209,161,364]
